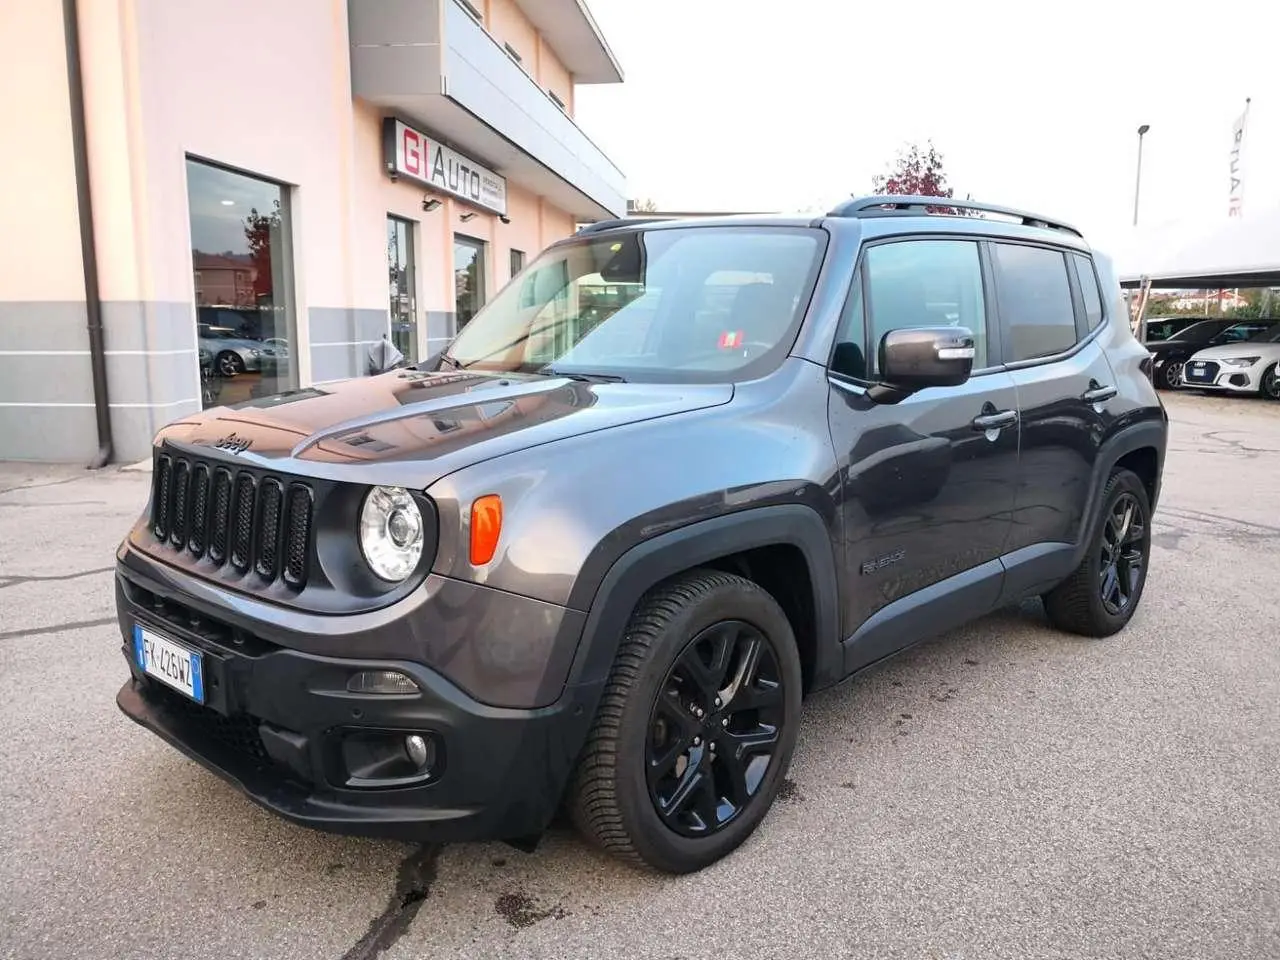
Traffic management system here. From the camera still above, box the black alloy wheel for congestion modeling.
[569,569,802,874]
[1043,468,1153,637]
[645,620,784,837]
[1098,492,1146,616]
[1261,364,1280,401]
[1160,359,1184,390]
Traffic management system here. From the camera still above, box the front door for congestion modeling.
[387,216,417,363]
[827,237,1020,673]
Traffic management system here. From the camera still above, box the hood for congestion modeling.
[154,369,734,487]
[1187,341,1280,361]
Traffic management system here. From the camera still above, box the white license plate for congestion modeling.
[133,624,205,703]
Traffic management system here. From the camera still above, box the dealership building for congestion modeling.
[0,0,626,463]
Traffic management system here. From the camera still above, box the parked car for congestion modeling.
[1181,322,1280,398]
[197,323,263,376]
[1144,318,1275,390]
[114,197,1168,874]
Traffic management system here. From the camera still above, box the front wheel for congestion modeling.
[1260,363,1280,401]
[1043,468,1152,637]
[1159,359,1184,390]
[569,569,803,874]
[216,350,245,377]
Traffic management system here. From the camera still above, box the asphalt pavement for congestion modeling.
[1,391,1278,960]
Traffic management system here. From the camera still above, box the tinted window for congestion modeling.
[1072,253,1104,330]
[830,271,866,379]
[862,240,987,375]
[993,243,1077,361]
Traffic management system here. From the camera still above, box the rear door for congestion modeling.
[993,242,1117,599]
[827,237,1020,672]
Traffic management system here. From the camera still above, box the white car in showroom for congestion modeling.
[1181,322,1280,399]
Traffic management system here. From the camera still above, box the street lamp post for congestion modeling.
[1133,123,1150,226]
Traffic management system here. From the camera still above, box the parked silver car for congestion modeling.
[197,323,263,376]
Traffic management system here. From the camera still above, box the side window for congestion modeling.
[993,243,1077,362]
[829,270,866,380]
[863,239,987,375]
[1072,253,1104,330]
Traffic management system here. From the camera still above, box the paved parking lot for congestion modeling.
[2,391,1278,960]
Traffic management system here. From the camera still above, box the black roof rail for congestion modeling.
[828,195,1083,238]
[575,216,671,235]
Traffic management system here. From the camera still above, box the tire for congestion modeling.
[1043,468,1152,637]
[1260,363,1280,401]
[216,351,245,377]
[1159,359,1184,390]
[569,569,803,874]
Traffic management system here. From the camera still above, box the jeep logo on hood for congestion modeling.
[213,433,252,454]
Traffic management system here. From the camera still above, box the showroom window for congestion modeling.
[186,158,296,409]
[455,235,487,328]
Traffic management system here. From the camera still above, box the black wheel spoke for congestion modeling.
[660,762,705,820]
[681,624,736,699]
[717,741,751,806]
[720,634,762,708]
[725,723,779,757]
[732,677,784,713]
[691,777,720,831]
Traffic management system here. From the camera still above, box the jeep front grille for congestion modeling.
[150,452,313,589]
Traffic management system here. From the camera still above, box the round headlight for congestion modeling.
[359,486,424,582]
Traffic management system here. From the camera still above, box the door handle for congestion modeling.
[1083,383,1118,403]
[971,409,1018,431]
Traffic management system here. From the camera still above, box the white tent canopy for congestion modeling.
[1112,203,1280,289]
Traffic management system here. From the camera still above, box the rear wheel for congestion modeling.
[1260,363,1280,401]
[1043,469,1152,637]
[569,569,802,874]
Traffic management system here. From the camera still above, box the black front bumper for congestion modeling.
[114,567,602,843]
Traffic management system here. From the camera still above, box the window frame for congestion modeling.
[825,233,1003,387]
[986,237,1105,370]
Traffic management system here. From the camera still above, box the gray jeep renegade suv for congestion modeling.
[115,196,1167,873]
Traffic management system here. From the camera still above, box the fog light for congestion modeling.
[405,734,430,769]
[346,670,419,695]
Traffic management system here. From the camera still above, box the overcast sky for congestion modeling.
[575,0,1279,254]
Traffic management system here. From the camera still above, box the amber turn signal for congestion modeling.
[469,494,503,566]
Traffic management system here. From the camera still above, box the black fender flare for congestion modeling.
[1070,416,1168,567]
[564,503,843,693]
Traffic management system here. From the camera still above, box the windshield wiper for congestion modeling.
[541,367,627,383]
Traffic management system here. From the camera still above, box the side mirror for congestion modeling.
[868,326,975,403]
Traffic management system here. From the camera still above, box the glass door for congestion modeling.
[186,158,297,409]
[454,235,487,329]
[387,216,417,363]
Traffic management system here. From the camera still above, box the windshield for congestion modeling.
[439,226,826,382]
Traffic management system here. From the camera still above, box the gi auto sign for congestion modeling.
[385,118,507,216]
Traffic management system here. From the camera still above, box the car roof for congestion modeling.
[572,196,1091,251]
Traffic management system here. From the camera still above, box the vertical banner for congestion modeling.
[1228,99,1250,218]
